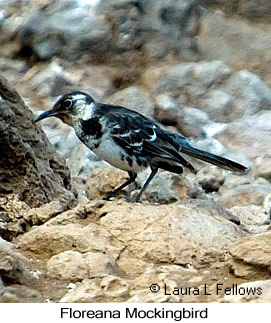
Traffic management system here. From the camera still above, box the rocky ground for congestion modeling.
[1,0,271,303]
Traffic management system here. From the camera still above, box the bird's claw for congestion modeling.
[123,195,141,203]
[103,192,140,203]
[103,192,115,201]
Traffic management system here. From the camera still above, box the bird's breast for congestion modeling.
[74,121,148,172]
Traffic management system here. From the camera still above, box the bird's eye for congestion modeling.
[62,99,73,109]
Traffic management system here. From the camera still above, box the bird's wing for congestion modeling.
[101,107,195,172]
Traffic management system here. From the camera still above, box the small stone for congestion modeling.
[84,252,123,278]
[201,89,236,122]
[176,107,210,138]
[47,251,87,282]
[229,205,270,226]
[100,275,130,298]
[219,184,271,208]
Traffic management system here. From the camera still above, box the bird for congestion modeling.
[35,90,248,202]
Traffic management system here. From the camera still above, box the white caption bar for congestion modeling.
[1,303,268,322]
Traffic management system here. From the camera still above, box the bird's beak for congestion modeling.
[35,109,56,123]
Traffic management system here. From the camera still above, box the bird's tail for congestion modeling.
[167,132,248,173]
[181,144,248,173]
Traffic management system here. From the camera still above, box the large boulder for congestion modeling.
[0,75,75,209]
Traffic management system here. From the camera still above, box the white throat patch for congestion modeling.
[75,101,96,121]
[81,101,96,120]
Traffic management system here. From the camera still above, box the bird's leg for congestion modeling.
[134,167,158,202]
[104,171,137,200]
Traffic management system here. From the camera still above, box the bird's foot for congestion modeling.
[123,195,137,203]
[103,192,141,203]
[103,192,116,201]
[123,194,141,203]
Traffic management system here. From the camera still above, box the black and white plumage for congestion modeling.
[35,91,248,202]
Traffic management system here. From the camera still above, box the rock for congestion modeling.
[60,279,102,302]
[180,198,241,225]
[0,238,31,285]
[0,237,42,302]
[263,193,271,218]
[0,284,42,303]
[0,75,75,208]
[98,0,201,60]
[62,276,130,302]
[153,59,271,129]
[219,174,253,194]
[223,280,271,303]
[32,114,75,157]
[153,60,231,100]
[137,170,205,203]
[200,0,271,23]
[37,200,106,226]
[228,259,262,280]
[18,1,111,61]
[25,200,68,226]
[100,201,245,267]
[195,167,226,193]
[228,205,270,234]
[252,156,271,182]
[229,232,271,279]
[87,167,204,204]
[219,184,271,208]
[237,0,271,22]
[0,194,30,240]
[15,198,247,302]
[84,252,123,278]
[198,11,271,80]
[201,89,236,123]
[218,111,271,161]
[14,0,201,63]
[116,249,150,275]
[141,0,201,60]
[106,86,155,117]
[100,275,130,299]
[176,106,210,138]
[98,0,143,53]
[154,94,210,137]
[28,61,74,97]
[47,250,123,283]
[47,250,87,282]
[27,61,113,104]
[0,57,28,84]
[16,221,124,260]
[229,205,270,226]
[154,94,181,126]
[153,61,271,123]
[222,70,271,117]
[0,283,42,303]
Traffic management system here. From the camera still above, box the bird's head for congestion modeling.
[35,91,95,126]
